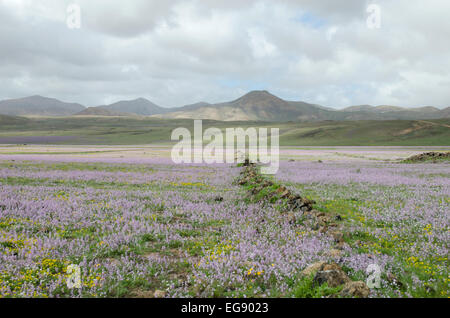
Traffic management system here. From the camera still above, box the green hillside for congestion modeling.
[0,116,448,146]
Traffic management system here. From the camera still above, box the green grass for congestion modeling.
[0,116,449,146]
[291,274,343,298]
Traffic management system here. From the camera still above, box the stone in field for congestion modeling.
[330,230,344,243]
[287,212,296,224]
[340,281,370,298]
[313,263,351,287]
[327,249,343,258]
[154,290,166,298]
[301,262,327,277]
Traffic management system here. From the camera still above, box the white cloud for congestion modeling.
[0,0,449,108]
[248,28,278,59]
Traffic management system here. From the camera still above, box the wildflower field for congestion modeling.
[0,146,448,298]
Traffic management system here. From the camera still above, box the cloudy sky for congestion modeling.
[0,0,449,109]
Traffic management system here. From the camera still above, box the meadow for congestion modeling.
[0,146,448,298]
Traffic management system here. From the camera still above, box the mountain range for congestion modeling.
[0,91,449,122]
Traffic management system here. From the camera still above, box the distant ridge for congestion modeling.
[176,101,211,111]
[341,105,441,113]
[0,95,84,116]
[0,92,449,122]
[96,98,169,116]
[153,90,450,122]
[75,107,131,116]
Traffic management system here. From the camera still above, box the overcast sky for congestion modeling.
[0,0,449,109]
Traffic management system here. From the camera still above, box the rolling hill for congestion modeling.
[94,98,169,116]
[0,114,29,125]
[341,105,441,113]
[154,90,342,121]
[0,95,85,116]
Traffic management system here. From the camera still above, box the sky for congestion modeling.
[0,0,449,109]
